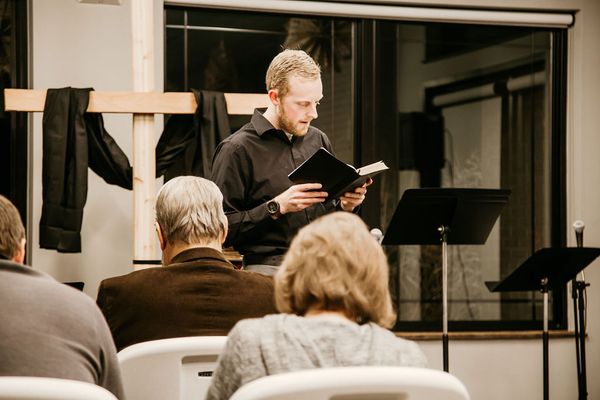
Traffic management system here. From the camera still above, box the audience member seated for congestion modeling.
[0,195,123,398]
[97,176,277,351]
[206,211,427,400]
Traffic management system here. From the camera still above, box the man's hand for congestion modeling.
[275,183,328,215]
[339,178,373,212]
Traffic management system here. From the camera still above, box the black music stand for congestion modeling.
[382,188,509,372]
[486,247,600,400]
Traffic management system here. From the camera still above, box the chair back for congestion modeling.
[0,377,117,400]
[229,366,470,400]
[117,336,228,400]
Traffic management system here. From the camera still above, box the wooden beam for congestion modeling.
[4,88,269,115]
[131,0,156,269]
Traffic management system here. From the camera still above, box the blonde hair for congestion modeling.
[265,49,321,98]
[275,212,396,328]
[155,176,227,245]
[0,195,25,260]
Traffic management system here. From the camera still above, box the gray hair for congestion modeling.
[155,176,227,245]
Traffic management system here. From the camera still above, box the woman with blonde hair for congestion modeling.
[206,212,427,400]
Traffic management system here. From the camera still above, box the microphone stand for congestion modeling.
[572,232,589,400]
[438,225,450,372]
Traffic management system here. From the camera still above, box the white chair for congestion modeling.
[117,336,228,400]
[229,366,470,400]
[0,377,117,400]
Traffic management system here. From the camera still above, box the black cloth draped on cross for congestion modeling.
[40,87,230,253]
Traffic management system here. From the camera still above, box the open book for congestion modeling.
[288,147,389,200]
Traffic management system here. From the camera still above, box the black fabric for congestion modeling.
[40,88,229,253]
[157,89,230,180]
[85,112,133,189]
[40,88,92,252]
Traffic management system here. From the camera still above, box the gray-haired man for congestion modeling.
[97,176,277,351]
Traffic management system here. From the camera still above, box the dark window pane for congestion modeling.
[165,5,565,331]
[165,7,184,25]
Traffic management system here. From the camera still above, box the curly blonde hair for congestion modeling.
[265,49,321,98]
[275,212,396,328]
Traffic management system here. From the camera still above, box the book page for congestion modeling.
[357,161,388,176]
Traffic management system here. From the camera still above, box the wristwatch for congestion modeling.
[266,199,281,218]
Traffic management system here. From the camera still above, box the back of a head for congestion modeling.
[275,212,396,328]
[265,49,321,98]
[155,176,227,245]
[0,195,25,260]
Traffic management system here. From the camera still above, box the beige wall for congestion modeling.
[28,1,600,399]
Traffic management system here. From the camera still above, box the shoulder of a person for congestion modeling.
[307,126,332,147]
[0,260,53,281]
[307,125,328,138]
[228,316,271,346]
[237,269,274,285]
[369,324,422,353]
[2,263,93,305]
[233,313,282,330]
[225,123,261,145]
[99,267,162,293]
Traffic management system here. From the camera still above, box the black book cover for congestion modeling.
[288,147,388,200]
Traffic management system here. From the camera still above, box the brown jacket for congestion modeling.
[97,247,277,351]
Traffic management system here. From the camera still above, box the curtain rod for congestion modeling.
[166,0,574,28]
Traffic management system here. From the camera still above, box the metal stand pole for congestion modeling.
[439,225,449,372]
[573,276,589,400]
[573,227,588,400]
[541,277,549,400]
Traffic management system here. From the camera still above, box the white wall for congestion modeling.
[28,1,600,399]
[30,0,163,297]
[419,338,577,399]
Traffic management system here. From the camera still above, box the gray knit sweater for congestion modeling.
[205,313,427,400]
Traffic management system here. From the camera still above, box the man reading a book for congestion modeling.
[211,49,369,275]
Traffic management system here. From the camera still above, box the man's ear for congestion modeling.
[268,89,280,106]
[155,222,167,251]
[12,237,26,264]
[221,225,228,245]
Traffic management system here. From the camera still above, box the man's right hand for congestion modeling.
[275,183,328,215]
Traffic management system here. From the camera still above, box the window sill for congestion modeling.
[396,330,575,341]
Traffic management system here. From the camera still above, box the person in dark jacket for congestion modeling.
[97,176,277,351]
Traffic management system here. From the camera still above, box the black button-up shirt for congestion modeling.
[211,109,337,262]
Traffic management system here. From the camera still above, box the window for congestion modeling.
[165,5,568,331]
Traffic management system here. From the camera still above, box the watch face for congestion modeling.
[267,200,279,214]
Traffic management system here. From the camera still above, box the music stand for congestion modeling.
[382,188,509,372]
[486,247,600,400]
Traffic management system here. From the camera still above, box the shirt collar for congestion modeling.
[251,108,298,144]
[170,247,234,269]
[251,108,276,137]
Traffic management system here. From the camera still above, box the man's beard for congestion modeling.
[277,105,309,137]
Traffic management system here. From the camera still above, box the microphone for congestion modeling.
[370,228,384,244]
[573,220,584,248]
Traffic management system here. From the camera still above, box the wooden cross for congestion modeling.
[4,0,269,268]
